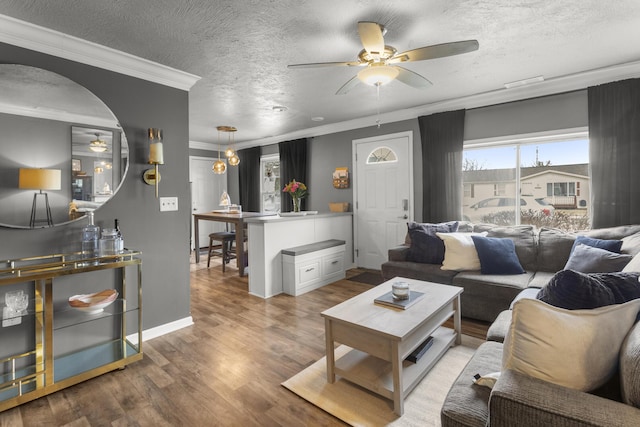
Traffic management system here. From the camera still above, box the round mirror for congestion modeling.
[0,64,129,228]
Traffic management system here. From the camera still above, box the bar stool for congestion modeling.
[207,231,236,271]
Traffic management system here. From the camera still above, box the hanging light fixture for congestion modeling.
[89,133,108,153]
[217,126,240,166]
[212,128,227,174]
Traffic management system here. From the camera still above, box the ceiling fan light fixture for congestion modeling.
[358,65,399,86]
[89,133,108,153]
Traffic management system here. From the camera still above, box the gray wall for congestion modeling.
[308,119,423,219]
[465,90,588,140]
[0,114,73,226]
[0,42,191,330]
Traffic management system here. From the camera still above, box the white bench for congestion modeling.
[282,239,346,296]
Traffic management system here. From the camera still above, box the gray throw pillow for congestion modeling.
[564,243,632,273]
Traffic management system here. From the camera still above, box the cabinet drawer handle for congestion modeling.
[331,260,339,265]
[305,267,315,272]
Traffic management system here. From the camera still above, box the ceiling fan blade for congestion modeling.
[394,66,432,89]
[288,61,363,69]
[358,21,385,57]
[390,40,479,63]
[335,75,361,95]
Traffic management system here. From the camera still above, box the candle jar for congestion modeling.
[392,281,410,300]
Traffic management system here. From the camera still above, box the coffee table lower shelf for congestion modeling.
[333,326,456,401]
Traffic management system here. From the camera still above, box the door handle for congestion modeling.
[398,214,408,219]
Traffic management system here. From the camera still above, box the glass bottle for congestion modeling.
[81,212,100,258]
[115,219,124,252]
[99,228,119,256]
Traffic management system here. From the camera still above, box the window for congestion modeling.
[463,133,590,231]
[260,154,280,212]
[366,146,397,164]
[464,183,475,198]
[547,182,576,196]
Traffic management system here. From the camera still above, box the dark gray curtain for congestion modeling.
[238,146,261,212]
[418,110,465,222]
[588,78,640,228]
[279,138,309,212]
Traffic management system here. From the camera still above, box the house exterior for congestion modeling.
[463,164,590,210]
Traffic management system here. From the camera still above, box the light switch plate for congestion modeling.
[159,196,178,212]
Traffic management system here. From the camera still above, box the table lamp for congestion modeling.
[19,168,62,227]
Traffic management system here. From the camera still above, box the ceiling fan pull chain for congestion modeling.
[376,84,382,128]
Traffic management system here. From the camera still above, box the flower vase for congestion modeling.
[292,197,300,212]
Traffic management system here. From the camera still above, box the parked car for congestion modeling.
[463,196,554,223]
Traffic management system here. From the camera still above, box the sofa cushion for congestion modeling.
[564,243,632,273]
[587,224,640,241]
[441,341,503,427]
[571,235,623,254]
[471,236,525,275]
[621,321,640,408]
[537,269,640,309]
[381,260,459,284]
[405,221,458,264]
[536,227,576,272]
[503,298,640,392]
[474,224,537,271]
[453,272,533,322]
[528,271,556,288]
[437,232,488,271]
[486,310,511,343]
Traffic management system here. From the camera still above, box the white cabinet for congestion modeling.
[282,240,346,296]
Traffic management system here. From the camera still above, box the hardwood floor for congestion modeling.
[1,259,488,426]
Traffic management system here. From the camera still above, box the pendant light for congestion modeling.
[212,128,227,174]
[217,126,240,167]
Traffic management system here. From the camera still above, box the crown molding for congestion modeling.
[238,59,640,148]
[0,14,200,91]
[189,140,216,151]
[0,102,119,129]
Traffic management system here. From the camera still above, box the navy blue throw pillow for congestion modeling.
[471,235,526,275]
[537,269,640,310]
[406,221,458,264]
[570,235,623,254]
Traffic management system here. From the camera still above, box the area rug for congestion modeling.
[282,335,482,426]
[348,271,386,286]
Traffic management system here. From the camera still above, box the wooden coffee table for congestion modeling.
[321,277,463,415]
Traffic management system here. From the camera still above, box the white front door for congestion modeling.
[353,132,413,270]
[190,156,227,250]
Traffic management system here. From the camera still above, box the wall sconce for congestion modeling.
[143,128,164,198]
[18,168,62,228]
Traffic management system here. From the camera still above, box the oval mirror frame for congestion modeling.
[0,64,129,229]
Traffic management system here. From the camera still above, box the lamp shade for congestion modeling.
[357,65,399,86]
[19,168,62,190]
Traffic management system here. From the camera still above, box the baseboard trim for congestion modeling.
[140,316,194,342]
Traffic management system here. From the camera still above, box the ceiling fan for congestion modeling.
[288,21,479,95]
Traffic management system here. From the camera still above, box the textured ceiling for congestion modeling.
[1,0,640,145]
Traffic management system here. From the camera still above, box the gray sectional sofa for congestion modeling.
[441,304,640,426]
[381,223,640,322]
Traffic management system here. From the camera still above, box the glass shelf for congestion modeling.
[54,339,139,383]
[53,299,139,331]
